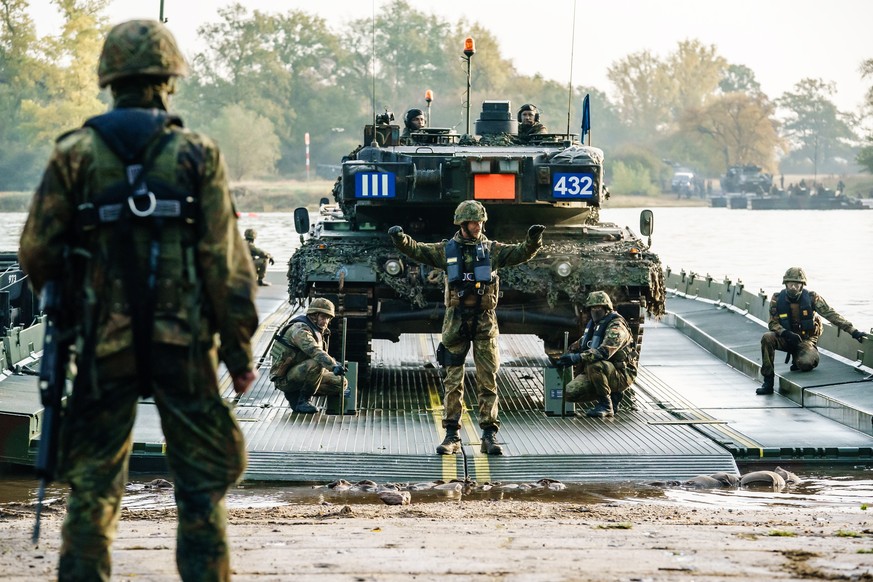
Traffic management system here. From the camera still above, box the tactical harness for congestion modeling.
[776,288,815,338]
[577,312,637,370]
[270,314,330,381]
[74,108,200,396]
[435,239,494,366]
[445,238,493,340]
[274,314,327,352]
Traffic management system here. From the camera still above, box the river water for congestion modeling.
[5,206,871,322]
[1,206,872,508]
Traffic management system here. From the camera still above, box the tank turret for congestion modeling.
[289,47,664,374]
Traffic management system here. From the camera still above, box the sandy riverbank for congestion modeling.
[2,499,871,580]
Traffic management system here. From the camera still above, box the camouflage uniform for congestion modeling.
[392,218,542,437]
[517,122,548,143]
[244,229,273,285]
[269,313,347,408]
[564,314,637,404]
[761,289,860,377]
[18,20,257,582]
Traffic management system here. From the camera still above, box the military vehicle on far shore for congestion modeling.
[288,52,664,375]
[721,164,772,194]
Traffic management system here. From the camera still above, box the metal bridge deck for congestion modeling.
[5,271,872,483]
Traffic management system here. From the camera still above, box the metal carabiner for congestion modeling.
[128,191,157,217]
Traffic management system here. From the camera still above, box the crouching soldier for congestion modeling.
[556,291,638,418]
[244,228,274,286]
[269,298,347,413]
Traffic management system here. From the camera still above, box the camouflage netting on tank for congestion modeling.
[550,145,604,166]
[289,237,665,318]
[287,238,433,308]
[499,241,665,317]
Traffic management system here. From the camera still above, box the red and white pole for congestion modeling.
[304,132,311,181]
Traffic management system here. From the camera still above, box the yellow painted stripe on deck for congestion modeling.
[420,335,458,481]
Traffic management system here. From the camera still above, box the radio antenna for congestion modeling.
[565,0,577,136]
[370,0,377,146]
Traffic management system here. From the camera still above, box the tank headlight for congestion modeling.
[555,261,572,277]
[384,259,403,276]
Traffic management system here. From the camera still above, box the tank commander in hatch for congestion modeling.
[758,267,868,395]
[556,291,638,418]
[244,228,274,286]
[389,200,545,455]
[516,103,548,143]
[399,108,426,144]
[269,298,348,413]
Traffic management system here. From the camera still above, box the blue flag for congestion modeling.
[581,94,591,143]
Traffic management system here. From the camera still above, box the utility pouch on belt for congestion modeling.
[436,342,469,367]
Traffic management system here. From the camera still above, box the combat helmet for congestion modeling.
[98,20,189,88]
[782,267,807,284]
[453,200,488,225]
[584,290,613,311]
[307,298,336,317]
[244,228,256,241]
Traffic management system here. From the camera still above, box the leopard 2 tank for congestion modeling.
[288,100,665,374]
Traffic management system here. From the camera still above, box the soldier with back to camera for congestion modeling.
[758,267,868,395]
[269,298,348,413]
[389,201,544,455]
[18,19,258,581]
[556,291,638,418]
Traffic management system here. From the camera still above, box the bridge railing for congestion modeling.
[664,268,873,371]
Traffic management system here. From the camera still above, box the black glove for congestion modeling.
[331,363,347,376]
[556,353,581,368]
[268,257,275,265]
[851,329,868,343]
[388,225,403,239]
[528,224,545,240]
[780,329,802,347]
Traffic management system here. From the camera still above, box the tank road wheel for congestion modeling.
[309,285,373,378]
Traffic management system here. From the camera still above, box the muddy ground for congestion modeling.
[2,499,872,581]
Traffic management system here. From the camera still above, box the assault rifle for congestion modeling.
[32,280,73,544]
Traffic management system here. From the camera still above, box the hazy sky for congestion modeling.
[29,0,872,113]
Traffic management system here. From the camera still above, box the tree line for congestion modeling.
[2,0,872,193]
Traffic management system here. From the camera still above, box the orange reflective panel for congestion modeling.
[473,174,515,200]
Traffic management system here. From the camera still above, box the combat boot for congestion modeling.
[610,391,624,413]
[756,375,774,395]
[585,397,614,418]
[480,428,503,455]
[294,388,319,413]
[436,426,461,455]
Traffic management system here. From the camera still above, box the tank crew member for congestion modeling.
[269,298,347,413]
[18,19,258,580]
[399,108,426,144]
[244,228,274,286]
[389,201,544,455]
[758,267,868,394]
[516,103,548,143]
[556,291,638,417]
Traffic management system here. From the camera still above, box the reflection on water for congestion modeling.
[2,465,872,511]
